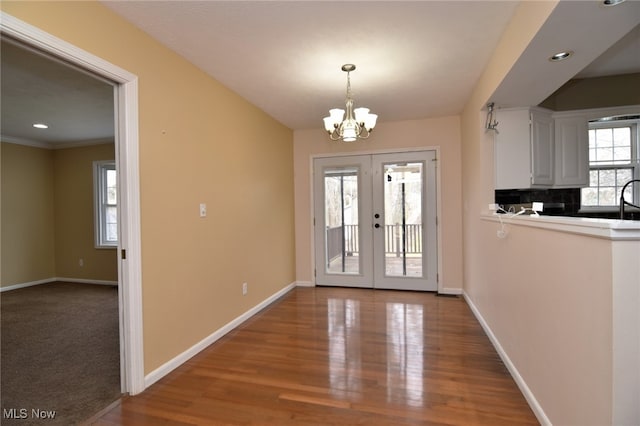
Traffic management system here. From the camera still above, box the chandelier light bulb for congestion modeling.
[323,117,334,132]
[329,108,345,124]
[353,107,369,123]
[323,64,377,142]
[342,121,358,142]
[364,114,378,131]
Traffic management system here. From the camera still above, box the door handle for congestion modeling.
[374,223,380,228]
[374,213,380,219]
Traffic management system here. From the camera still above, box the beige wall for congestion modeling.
[473,220,614,425]
[461,1,620,424]
[540,73,640,111]
[1,142,56,285]
[4,1,633,422]
[53,143,117,281]
[294,116,463,292]
[1,142,117,287]
[1,1,295,374]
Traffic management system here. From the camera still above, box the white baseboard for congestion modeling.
[295,280,315,287]
[144,281,297,389]
[1,277,118,292]
[439,287,462,295]
[0,278,55,292]
[462,291,551,426]
[57,277,118,286]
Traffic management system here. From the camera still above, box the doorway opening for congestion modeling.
[1,9,144,405]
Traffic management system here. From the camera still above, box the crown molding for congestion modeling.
[1,134,114,150]
[1,135,51,149]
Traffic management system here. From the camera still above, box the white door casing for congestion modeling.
[1,12,145,395]
[313,150,438,291]
[372,151,437,291]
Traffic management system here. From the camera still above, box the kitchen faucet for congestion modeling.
[619,179,640,219]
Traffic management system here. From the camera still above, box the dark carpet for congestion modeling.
[1,282,122,425]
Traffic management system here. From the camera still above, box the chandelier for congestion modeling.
[323,64,378,142]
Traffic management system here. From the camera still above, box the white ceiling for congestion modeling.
[575,22,640,79]
[0,40,114,147]
[101,1,521,129]
[489,1,640,109]
[1,1,639,147]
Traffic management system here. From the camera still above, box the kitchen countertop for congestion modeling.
[481,212,640,241]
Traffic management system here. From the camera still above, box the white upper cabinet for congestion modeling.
[495,107,554,190]
[495,105,639,191]
[531,109,554,186]
[553,114,589,188]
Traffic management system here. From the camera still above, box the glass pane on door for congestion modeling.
[324,167,359,274]
[383,162,423,277]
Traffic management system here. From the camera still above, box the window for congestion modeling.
[94,161,117,247]
[581,117,639,209]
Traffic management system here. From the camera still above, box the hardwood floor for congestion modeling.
[92,287,538,425]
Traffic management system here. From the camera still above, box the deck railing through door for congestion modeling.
[326,224,422,266]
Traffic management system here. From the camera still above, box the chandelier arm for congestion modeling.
[328,125,342,140]
[358,126,371,139]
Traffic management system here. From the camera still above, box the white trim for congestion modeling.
[0,135,114,150]
[439,287,462,295]
[93,160,118,248]
[434,148,445,294]
[311,145,443,159]
[0,13,137,83]
[552,105,640,121]
[116,77,144,395]
[1,12,145,395]
[0,278,56,292]
[462,291,551,426]
[309,147,445,292]
[308,155,317,288]
[144,282,297,388]
[295,281,315,287]
[58,277,118,286]
[52,138,115,150]
[1,135,53,149]
[1,277,118,292]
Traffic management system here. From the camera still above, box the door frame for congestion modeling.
[313,155,374,288]
[371,150,438,291]
[311,147,444,293]
[1,12,145,394]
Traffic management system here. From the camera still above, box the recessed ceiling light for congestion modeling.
[33,123,49,129]
[549,51,573,62]
[603,0,625,6]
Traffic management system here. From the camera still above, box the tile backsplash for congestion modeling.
[494,188,639,220]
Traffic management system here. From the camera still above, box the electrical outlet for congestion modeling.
[199,203,207,218]
[242,282,248,296]
[79,258,84,267]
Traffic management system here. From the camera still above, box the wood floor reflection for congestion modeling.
[93,287,538,425]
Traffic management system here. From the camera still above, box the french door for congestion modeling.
[313,151,437,291]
